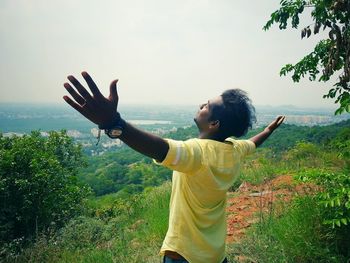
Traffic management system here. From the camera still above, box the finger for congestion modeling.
[109,79,119,105]
[81,71,104,99]
[63,95,88,117]
[277,116,286,126]
[64,82,86,105]
[67,75,93,102]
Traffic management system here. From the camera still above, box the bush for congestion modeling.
[0,131,90,249]
[56,216,114,250]
[298,169,350,228]
[297,169,350,258]
[328,127,350,169]
[10,182,172,263]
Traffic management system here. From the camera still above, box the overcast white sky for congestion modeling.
[0,0,338,108]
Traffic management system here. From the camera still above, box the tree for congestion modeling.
[329,127,350,169]
[264,0,350,114]
[0,131,90,244]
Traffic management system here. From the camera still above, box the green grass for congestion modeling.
[227,196,348,263]
[6,183,171,263]
[5,141,349,262]
[226,143,350,263]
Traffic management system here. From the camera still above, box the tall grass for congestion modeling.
[226,142,349,263]
[237,142,346,189]
[227,196,346,263]
[6,182,171,263]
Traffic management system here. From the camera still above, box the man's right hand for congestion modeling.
[63,71,120,128]
[63,71,169,162]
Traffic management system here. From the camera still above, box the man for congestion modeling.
[63,71,285,263]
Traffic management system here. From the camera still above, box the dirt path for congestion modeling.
[226,175,313,243]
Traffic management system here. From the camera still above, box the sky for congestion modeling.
[0,0,339,109]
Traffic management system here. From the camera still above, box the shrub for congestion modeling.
[56,216,114,250]
[297,169,350,228]
[297,169,350,258]
[0,131,90,249]
[328,127,350,169]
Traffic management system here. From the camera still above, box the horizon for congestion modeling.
[0,101,340,111]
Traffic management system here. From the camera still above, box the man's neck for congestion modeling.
[198,132,225,142]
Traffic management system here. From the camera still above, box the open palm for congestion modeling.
[63,71,120,128]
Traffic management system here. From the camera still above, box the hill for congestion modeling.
[1,116,349,262]
[78,119,350,197]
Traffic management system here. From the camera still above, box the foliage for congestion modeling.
[294,128,350,235]
[79,120,350,197]
[56,216,114,250]
[232,128,350,261]
[264,0,350,114]
[244,119,350,152]
[76,120,350,199]
[328,127,350,167]
[237,148,284,188]
[2,119,350,261]
[229,197,346,263]
[0,131,90,247]
[79,150,171,196]
[286,141,320,159]
[119,119,350,155]
[297,169,350,228]
[166,125,199,140]
[284,141,323,170]
[6,182,172,263]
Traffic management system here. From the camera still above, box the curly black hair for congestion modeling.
[210,89,256,138]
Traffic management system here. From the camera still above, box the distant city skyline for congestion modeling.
[0,101,340,111]
[0,0,340,109]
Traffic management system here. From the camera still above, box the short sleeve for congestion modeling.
[234,139,256,158]
[154,138,202,174]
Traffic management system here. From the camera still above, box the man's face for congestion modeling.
[194,96,223,132]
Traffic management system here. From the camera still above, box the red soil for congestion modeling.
[226,175,315,243]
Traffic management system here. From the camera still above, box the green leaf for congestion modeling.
[335,219,341,227]
[345,201,350,209]
[336,198,341,207]
[264,1,350,114]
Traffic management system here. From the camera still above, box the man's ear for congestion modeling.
[209,120,220,131]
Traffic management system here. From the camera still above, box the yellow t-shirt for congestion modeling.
[156,137,256,263]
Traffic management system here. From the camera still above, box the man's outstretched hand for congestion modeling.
[63,71,119,128]
[265,115,286,133]
[249,115,286,148]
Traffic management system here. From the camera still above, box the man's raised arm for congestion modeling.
[249,116,285,147]
[63,71,169,162]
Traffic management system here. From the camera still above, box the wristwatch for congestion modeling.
[105,128,122,138]
[99,114,126,139]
